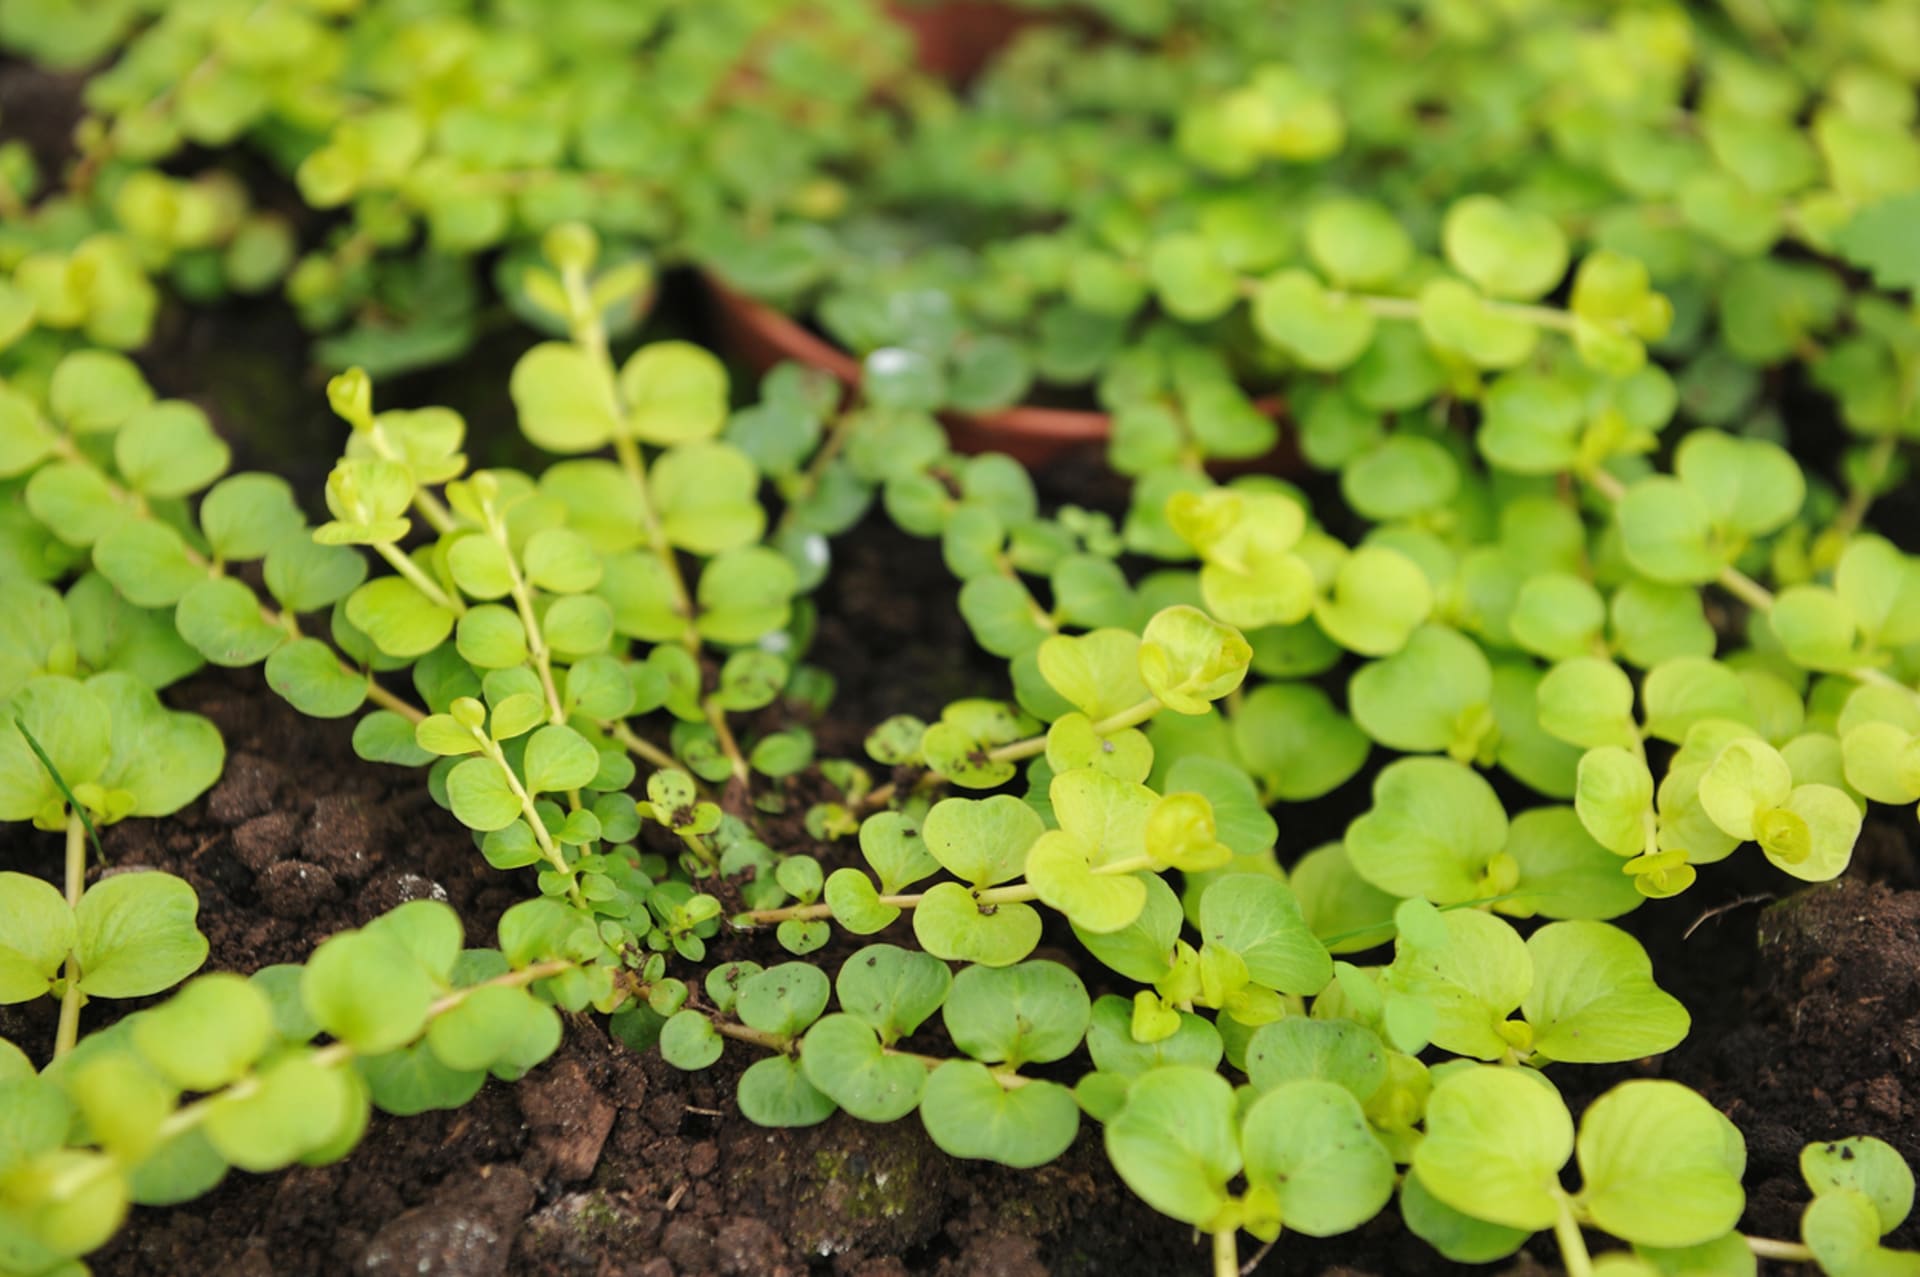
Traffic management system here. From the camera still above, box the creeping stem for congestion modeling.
[53,812,87,1059]
[1552,1195,1595,1277]
[1583,467,1920,706]
[1211,1227,1239,1277]
[987,696,1164,764]
[1746,1236,1816,1262]
[698,1005,1030,1088]
[736,855,1155,927]
[557,260,702,654]
[704,698,752,782]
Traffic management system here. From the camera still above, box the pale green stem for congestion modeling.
[775,407,858,536]
[612,721,679,772]
[560,262,700,653]
[1746,1236,1815,1262]
[1827,434,1900,547]
[738,879,1040,927]
[1583,469,1920,706]
[1553,1196,1595,1277]
[374,543,465,615]
[988,696,1164,764]
[470,729,584,907]
[1212,1228,1239,1277]
[704,699,751,783]
[709,1012,1029,1086]
[53,812,86,1058]
[485,505,566,726]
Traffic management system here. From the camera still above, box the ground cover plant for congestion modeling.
[5,2,1920,1276]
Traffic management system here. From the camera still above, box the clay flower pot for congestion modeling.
[704,272,1298,472]
[705,271,1113,467]
[885,0,1034,86]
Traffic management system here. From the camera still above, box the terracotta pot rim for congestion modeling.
[701,270,1114,447]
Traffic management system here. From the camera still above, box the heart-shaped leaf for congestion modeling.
[799,1013,928,1122]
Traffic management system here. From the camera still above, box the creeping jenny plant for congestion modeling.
[6,0,1920,1273]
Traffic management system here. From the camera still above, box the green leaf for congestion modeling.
[203,1052,352,1172]
[1442,196,1569,300]
[1345,758,1510,904]
[799,1014,928,1122]
[1245,1018,1387,1103]
[1674,430,1804,539]
[93,520,205,608]
[653,441,764,554]
[1478,371,1584,475]
[1698,738,1791,841]
[696,546,796,645]
[1803,1188,1900,1277]
[1197,873,1331,995]
[1314,547,1433,657]
[911,882,1041,967]
[1524,922,1688,1063]
[366,900,462,984]
[510,343,619,453]
[263,533,367,614]
[0,871,73,1003]
[1147,232,1238,323]
[921,794,1043,889]
[1837,536,1920,651]
[0,675,111,823]
[735,962,831,1038]
[858,812,939,894]
[1291,844,1399,954]
[1104,1066,1240,1227]
[357,1042,485,1115]
[345,576,454,659]
[1538,658,1640,751]
[1084,994,1222,1078]
[74,871,206,997]
[1576,1080,1746,1248]
[1418,279,1539,370]
[114,402,229,498]
[1138,605,1251,714]
[1504,806,1645,922]
[303,928,440,1054]
[132,973,272,1091]
[1833,191,1920,291]
[920,1061,1078,1168]
[1348,626,1491,759]
[1387,907,1531,1061]
[426,984,560,1073]
[1074,872,1185,983]
[1307,199,1413,289]
[1618,478,1722,585]
[1253,269,1375,371]
[199,473,304,562]
[618,341,728,446]
[735,1055,837,1127]
[445,757,523,832]
[523,725,598,795]
[1803,1137,1914,1234]
[1414,1065,1572,1232]
[943,962,1089,1067]
[1037,629,1151,721]
[1242,1080,1396,1235]
[1401,1173,1531,1264]
[832,943,950,1045]
[49,350,153,433]
[265,638,366,718]
[176,577,286,667]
